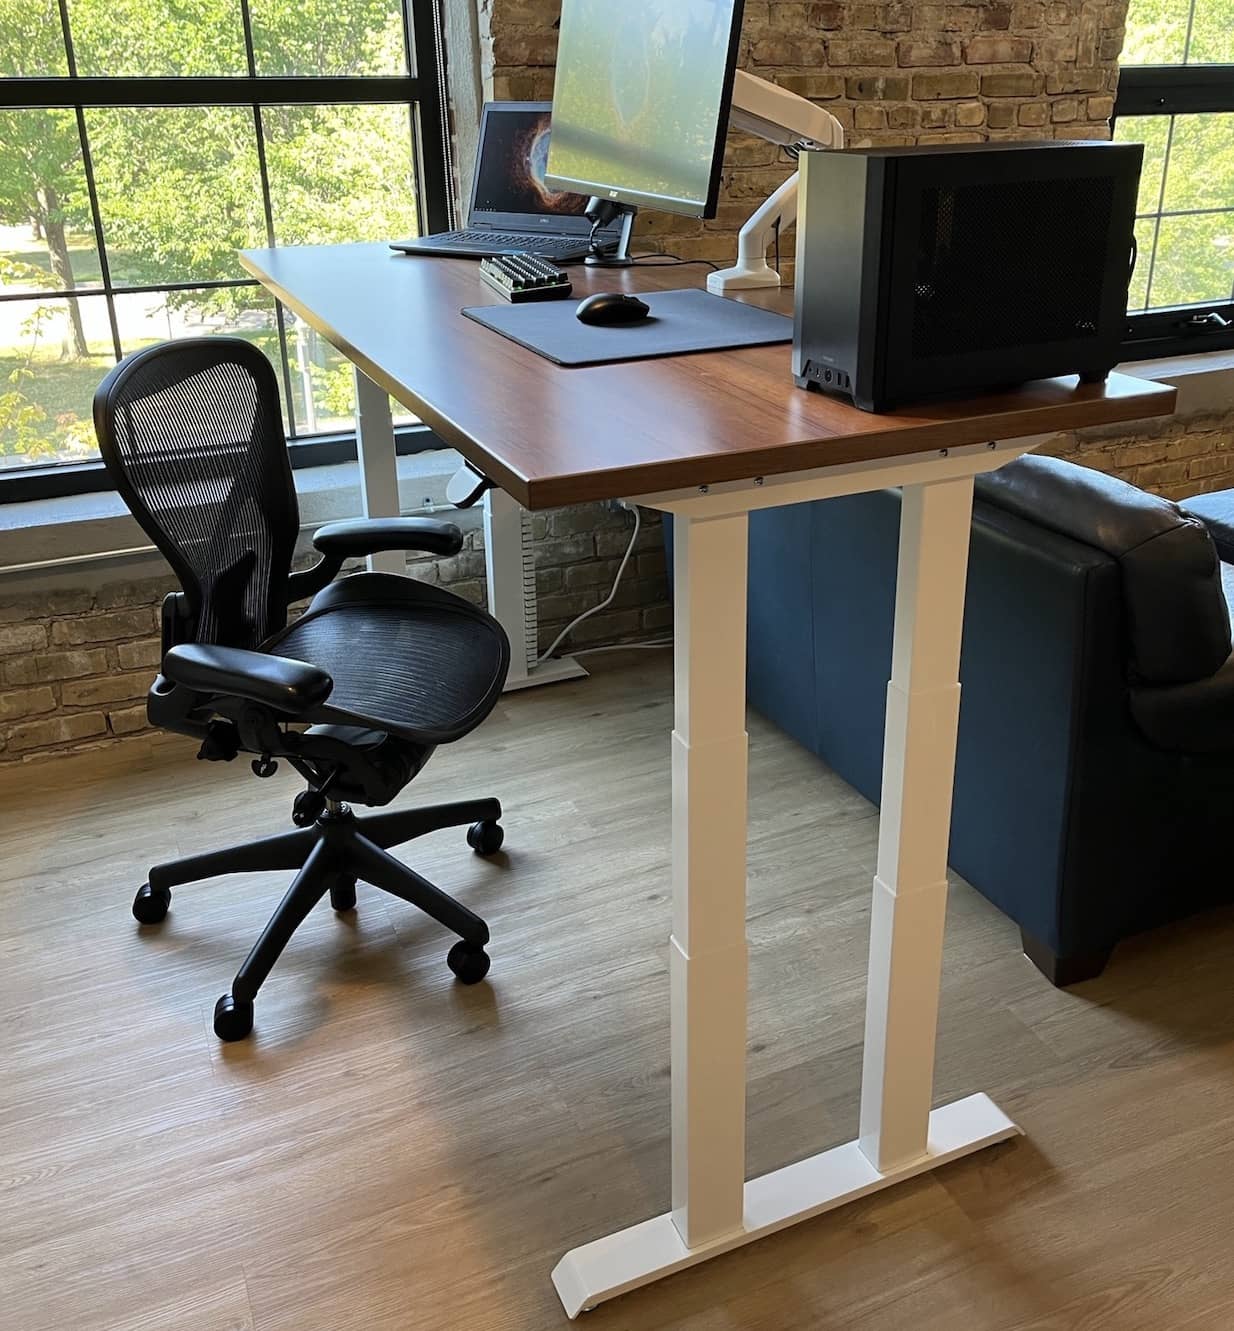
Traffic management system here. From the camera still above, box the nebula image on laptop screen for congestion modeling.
[472,109,590,217]
[547,0,741,213]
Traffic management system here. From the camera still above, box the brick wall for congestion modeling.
[476,0,1127,266]
[0,501,668,765]
[1049,406,1234,501]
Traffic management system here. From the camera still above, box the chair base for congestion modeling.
[141,796,503,1041]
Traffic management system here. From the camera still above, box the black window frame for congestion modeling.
[1115,61,1234,360]
[0,0,455,505]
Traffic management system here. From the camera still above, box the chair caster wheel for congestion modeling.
[133,882,171,924]
[328,876,357,912]
[467,820,504,856]
[213,994,254,1042]
[447,941,491,985]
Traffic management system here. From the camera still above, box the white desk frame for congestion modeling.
[551,434,1048,1317]
[357,352,1036,1313]
[352,367,587,690]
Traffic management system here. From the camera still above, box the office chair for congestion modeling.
[94,338,511,1042]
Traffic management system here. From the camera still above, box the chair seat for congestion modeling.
[267,572,509,746]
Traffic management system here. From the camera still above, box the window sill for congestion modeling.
[0,448,470,587]
[1119,348,1234,416]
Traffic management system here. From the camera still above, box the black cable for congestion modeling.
[629,252,721,272]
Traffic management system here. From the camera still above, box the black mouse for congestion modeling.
[576,292,651,326]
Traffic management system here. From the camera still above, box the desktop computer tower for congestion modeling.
[792,140,1143,413]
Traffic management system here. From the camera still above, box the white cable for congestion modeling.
[572,639,672,656]
[537,503,642,665]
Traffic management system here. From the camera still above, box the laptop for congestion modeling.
[390,102,623,262]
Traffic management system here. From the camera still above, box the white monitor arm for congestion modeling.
[707,71,845,295]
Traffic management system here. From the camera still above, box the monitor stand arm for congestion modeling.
[584,198,638,268]
[707,71,845,295]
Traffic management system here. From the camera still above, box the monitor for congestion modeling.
[545,0,746,220]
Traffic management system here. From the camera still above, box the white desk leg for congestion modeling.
[353,367,404,576]
[669,511,750,1248]
[551,475,1019,1320]
[859,475,975,1173]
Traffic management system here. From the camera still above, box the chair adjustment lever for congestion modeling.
[251,754,279,778]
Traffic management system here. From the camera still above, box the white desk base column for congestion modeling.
[353,368,404,576]
[860,475,976,1173]
[552,446,1031,1319]
[483,487,587,691]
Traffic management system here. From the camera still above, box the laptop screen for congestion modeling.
[471,104,596,230]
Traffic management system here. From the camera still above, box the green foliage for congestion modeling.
[0,0,416,464]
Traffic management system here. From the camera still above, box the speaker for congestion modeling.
[792,140,1143,413]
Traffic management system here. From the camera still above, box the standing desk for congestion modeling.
[241,242,1175,1318]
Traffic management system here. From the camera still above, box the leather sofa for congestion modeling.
[673,455,1234,984]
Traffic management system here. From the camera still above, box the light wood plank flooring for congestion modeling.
[2,654,1233,1331]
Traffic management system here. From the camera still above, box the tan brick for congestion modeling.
[489,30,557,67]
[0,622,48,656]
[751,34,828,65]
[0,588,92,624]
[1012,2,1046,26]
[4,647,109,686]
[846,74,910,100]
[854,104,888,131]
[1046,67,1106,94]
[888,104,921,129]
[920,105,951,129]
[60,672,151,708]
[913,72,981,99]
[8,712,106,754]
[987,103,1017,129]
[1018,101,1050,126]
[965,34,1033,62]
[109,703,151,736]
[778,73,846,98]
[898,39,961,65]
[828,37,898,66]
[980,2,1013,29]
[50,608,156,647]
[1052,98,1081,122]
[982,71,1041,96]
[955,101,987,127]
[1087,94,1115,120]
[0,686,56,723]
[807,2,846,28]
[117,637,163,670]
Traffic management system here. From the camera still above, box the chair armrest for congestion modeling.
[162,645,333,715]
[312,517,463,560]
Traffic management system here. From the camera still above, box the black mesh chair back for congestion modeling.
[94,338,298,649]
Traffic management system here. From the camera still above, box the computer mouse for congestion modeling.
[576,292,651,326]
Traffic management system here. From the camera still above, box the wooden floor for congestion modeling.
[3,654,1234,1331]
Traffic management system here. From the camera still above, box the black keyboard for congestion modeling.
[393,228,595,260]
[450,230,590,257]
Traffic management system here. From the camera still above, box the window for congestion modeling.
[1114,0,1234,357]
[0,1,453,498]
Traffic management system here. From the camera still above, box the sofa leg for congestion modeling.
[1021,929,1113,987]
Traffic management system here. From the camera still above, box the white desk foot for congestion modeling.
[552,1093,1020,1318]
[503,655,589,692]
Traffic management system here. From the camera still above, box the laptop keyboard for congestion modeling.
[441,229,589,257]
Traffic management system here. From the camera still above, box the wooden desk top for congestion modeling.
[241,242,1176,510]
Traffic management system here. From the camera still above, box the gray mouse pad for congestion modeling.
[460,287,793,367]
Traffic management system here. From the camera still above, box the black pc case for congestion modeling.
[792,141,1142,413]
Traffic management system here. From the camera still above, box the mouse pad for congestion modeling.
[460,287,793,367]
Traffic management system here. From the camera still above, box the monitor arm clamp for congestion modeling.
[707,71,845,295]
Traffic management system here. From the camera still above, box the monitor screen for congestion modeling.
[472,106,591,219]
[546,0,745,219]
